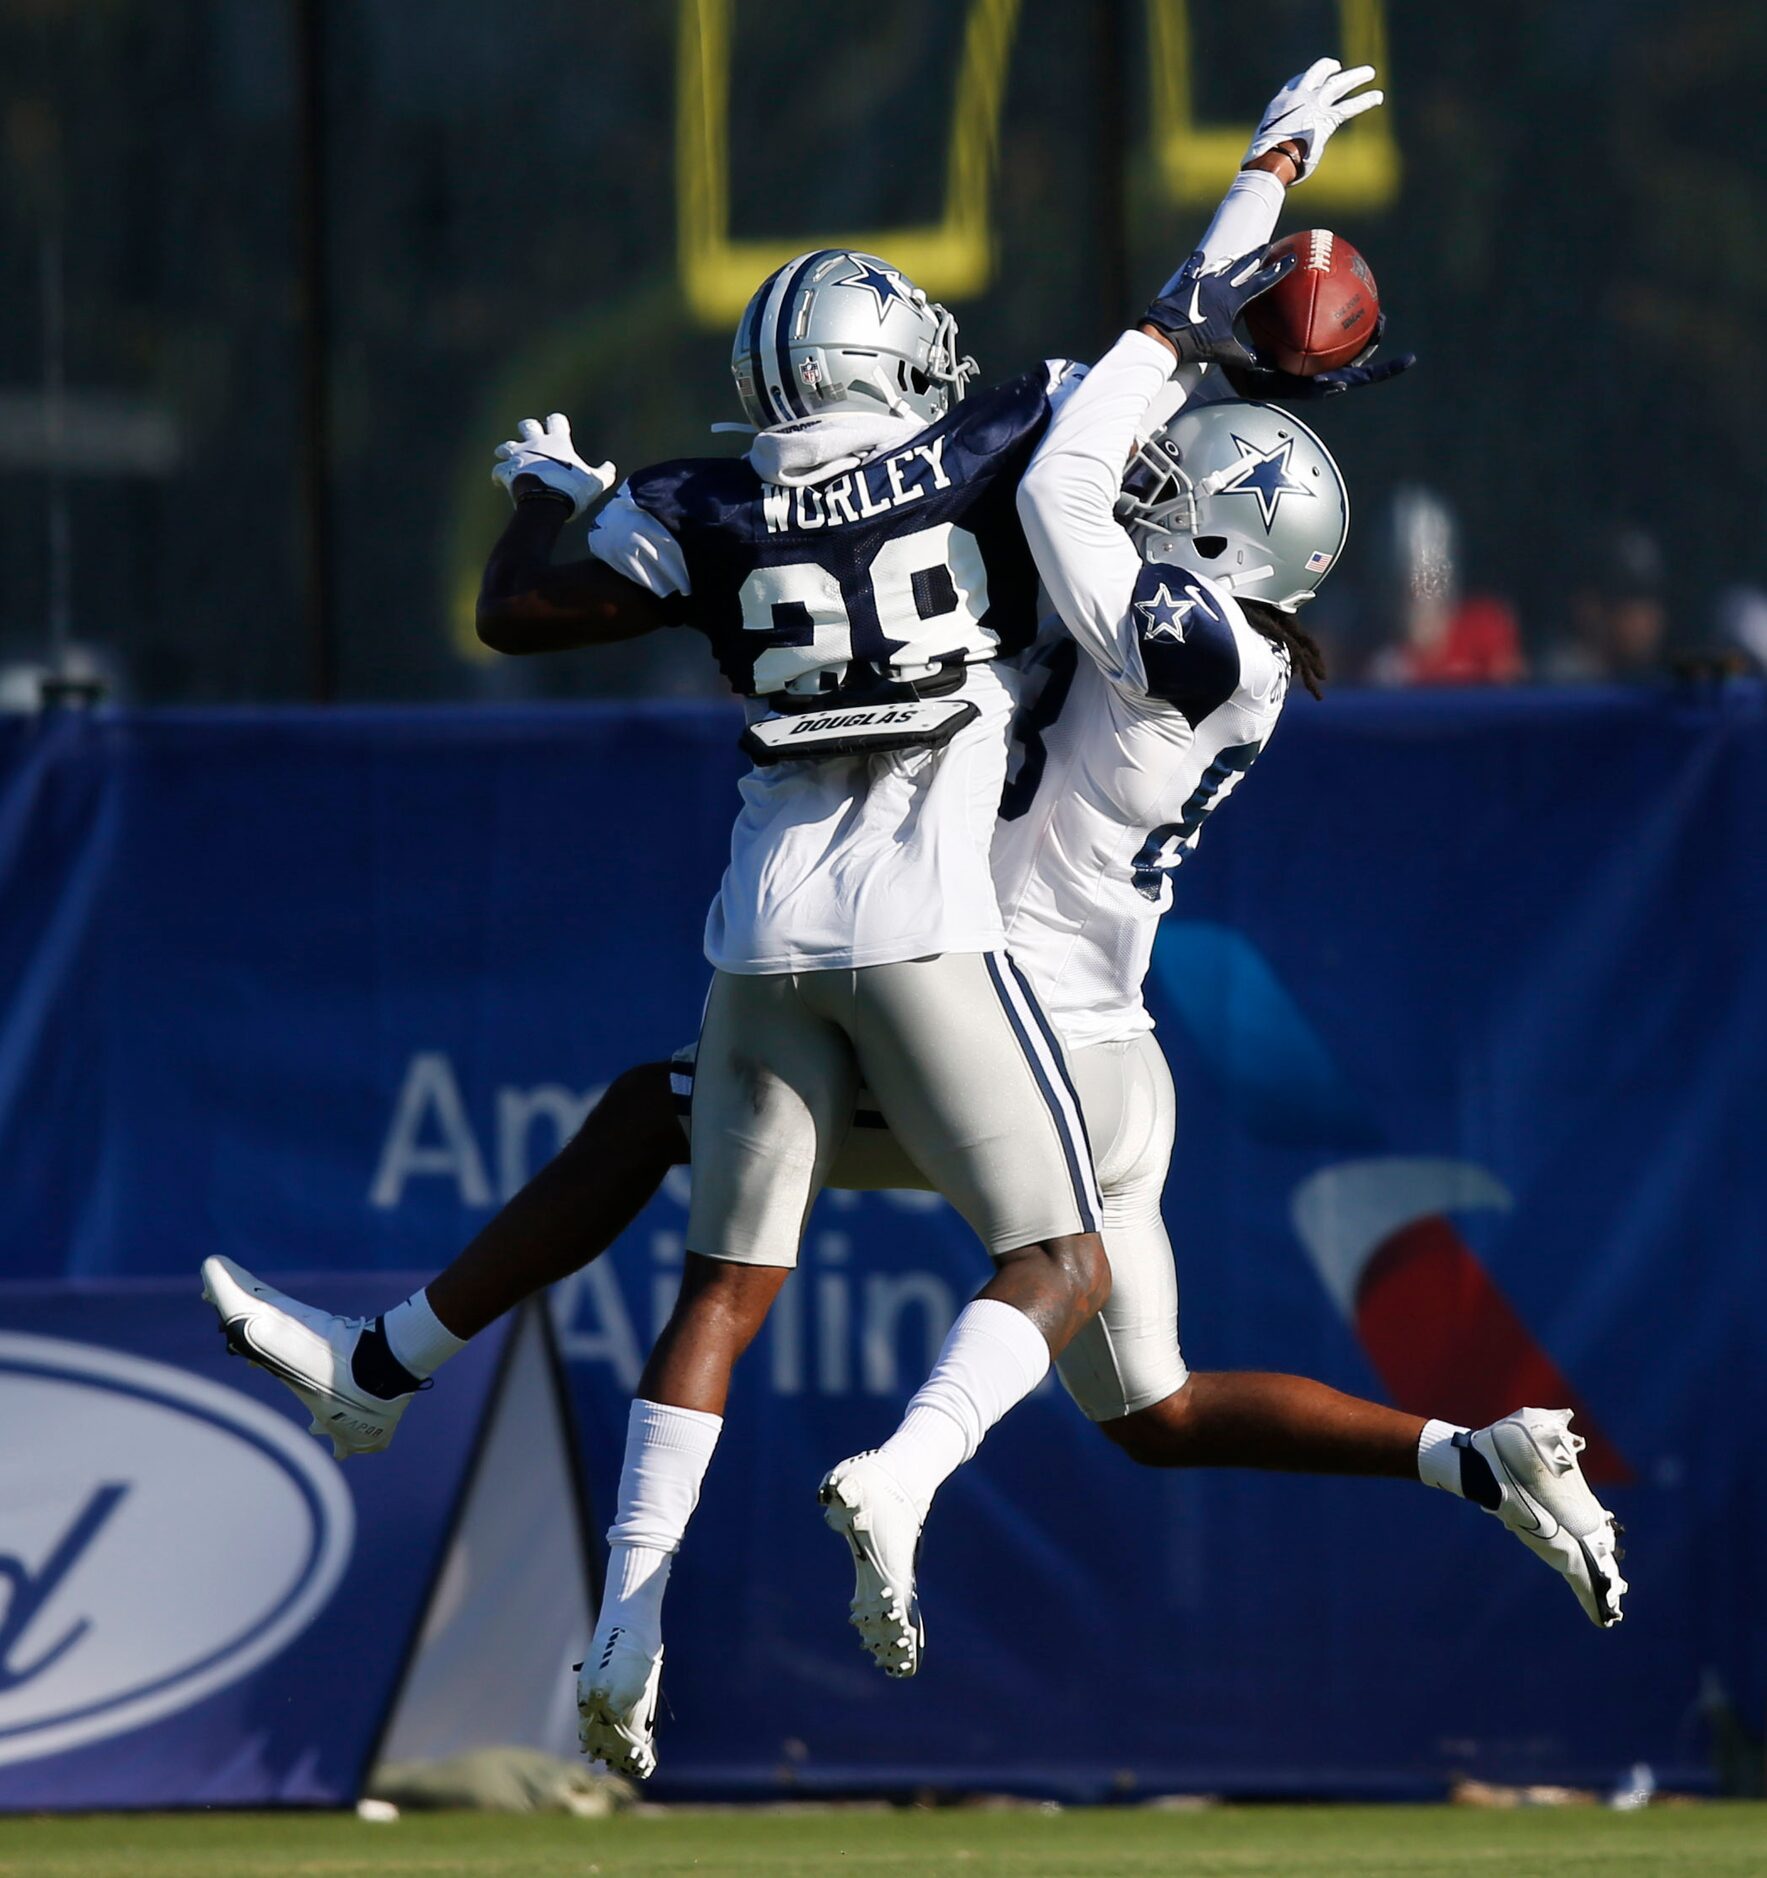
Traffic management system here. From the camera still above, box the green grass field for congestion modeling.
[0,1804,1762,1878]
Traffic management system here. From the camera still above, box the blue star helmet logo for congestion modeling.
[839,256,912,318]
[1214,432,1316,533]
[1133,582,1202,643]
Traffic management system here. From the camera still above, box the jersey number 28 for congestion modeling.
[739,522,993,695]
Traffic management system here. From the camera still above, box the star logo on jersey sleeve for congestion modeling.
[1134,582,1200,643]
[839,257,913,317]
[1215,432,1316,532]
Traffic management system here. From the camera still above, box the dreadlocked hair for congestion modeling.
[1240,597,1327,701]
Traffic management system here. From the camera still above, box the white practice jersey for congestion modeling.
[704,662,1019,972]
[993,602,1287,1049]
[587,365,1083,974]
[1003,321,1293,1047]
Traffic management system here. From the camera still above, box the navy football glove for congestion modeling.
[1142,247,1295,371]
[1223,312,1416,401]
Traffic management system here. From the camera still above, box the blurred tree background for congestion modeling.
[2,0,1763,702]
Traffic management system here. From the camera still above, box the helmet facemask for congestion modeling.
[912,298,978,420]
[1116,432,1201,540]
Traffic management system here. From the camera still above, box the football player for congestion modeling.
[207,71,1298,1774]
[468,167,1301,1765]
[205,61,1627,1782]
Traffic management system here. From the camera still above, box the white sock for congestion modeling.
[1417,1417,1472,1496]
[594,1399,723,1655]
[872,1299,1050,1509]
[381,1290,469,1379]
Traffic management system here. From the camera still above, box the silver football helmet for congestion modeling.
[1117,399,1348,610]
[730,249,977,430]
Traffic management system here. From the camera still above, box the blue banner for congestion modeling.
[2,687,1763,1798]
[0,1278,514,1808]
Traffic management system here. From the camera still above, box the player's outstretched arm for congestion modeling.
[1212,63,1414,403]
[477,411,682,653]
[1019,61,1384,661]
[1155,55,1384,312]
[1016,330,1175,682]
[1135,60,1409,403]
[1019,243,1290,685]
[477,488,681,653]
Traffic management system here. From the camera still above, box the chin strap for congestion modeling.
[877,379,918,422]
[1145,534,1277,597]
[1217,563,1277,593]
[1194,461,1255,499]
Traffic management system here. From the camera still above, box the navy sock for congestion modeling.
[1452,1430,1502,1510]
[351,1316,422,1400]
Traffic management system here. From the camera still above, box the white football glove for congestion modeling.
[491,414,615,519]
[1242,57,1384,183]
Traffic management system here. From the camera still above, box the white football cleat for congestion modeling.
[577,1628,663,1780]
[1470,1407,1627,1628]
[200,1255,416,1460]
[819,1451,927,1679]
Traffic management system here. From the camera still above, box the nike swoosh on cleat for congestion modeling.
[1489,1453,1547,1534]
[226,1318,359,1417]
[229,1323,312,1387]
[219,1316,274,1368]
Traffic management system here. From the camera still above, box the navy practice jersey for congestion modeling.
[616,366,1072,700]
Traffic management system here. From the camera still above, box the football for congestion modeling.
[1244,229,1380,374]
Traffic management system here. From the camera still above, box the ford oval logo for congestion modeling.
[0,1332,354,1766]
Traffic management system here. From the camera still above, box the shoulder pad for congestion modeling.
[625,455,759,537]
[938,366,1064,461]
[1126,566,1241,726]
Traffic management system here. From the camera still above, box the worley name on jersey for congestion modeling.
[760,438,953,535]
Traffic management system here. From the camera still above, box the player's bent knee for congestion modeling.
[612,1059,691,1162]
[1098,1380,1196,1466]
[1002,1231,1112,1316]
[1060,1230,1113,1314]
